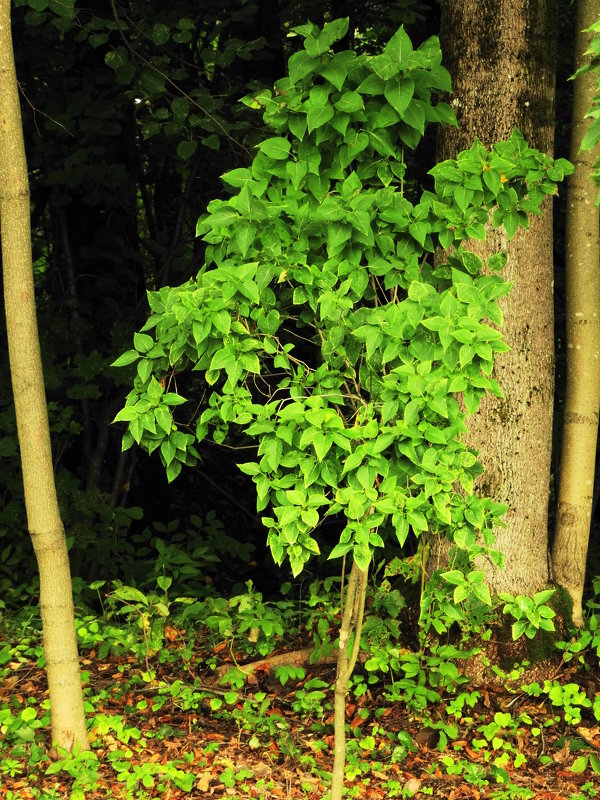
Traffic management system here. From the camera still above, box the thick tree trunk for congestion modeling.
[437,0,557,594]
[552,0,600,627]
[0,0,89,752]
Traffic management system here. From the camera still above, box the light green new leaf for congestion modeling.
[112,349,139,367]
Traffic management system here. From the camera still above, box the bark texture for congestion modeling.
[551,0,600,627]
[438,0,557,594]
[0,0,88,751]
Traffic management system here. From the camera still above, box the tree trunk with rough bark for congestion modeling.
[0,0,89,752]
[437,0,557,594]
[552,0,600,627]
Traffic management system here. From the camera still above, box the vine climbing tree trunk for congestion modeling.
[0,0,89,752]
[437,0,557,595]
[552,0,600,627]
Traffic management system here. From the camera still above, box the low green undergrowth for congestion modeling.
[2,564,600,799]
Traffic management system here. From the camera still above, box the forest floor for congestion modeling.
[1,628,600,800]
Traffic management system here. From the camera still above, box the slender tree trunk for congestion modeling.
[552,0,600,627]
[0,0,89,752]
[330,560,368,800]
[437,0,557,594]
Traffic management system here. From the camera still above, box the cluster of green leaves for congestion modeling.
[572,15,600,194]
[114,18,571,577]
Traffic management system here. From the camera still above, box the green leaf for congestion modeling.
[257,137,291,160]
[113,405,138,423]
[356,73,385,95]
[580,116,600,151]
[442,570,464,586]
[328,541,353,560]
[571,756,588,774]
[326,223,352,257]
[334,92,364,113]
[161,439,176,466]
[307,103,334,132]
[385,26,413,67]
[371,54,399,80]
[177,140,198,160]
[502,209,520,239]
[288,51,319,84]
[384,76,414,116]
[233,223,255,257]
[112,350,139,368]
[320,51,355,91]
[286,160,308,188]
[166,459,183,483]
[402,99,426,134]
[221,168,253,188]
[407,510,427,532]
[395,513,409,546]
[134,332,154,353]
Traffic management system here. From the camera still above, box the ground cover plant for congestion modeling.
[1,569,600,799]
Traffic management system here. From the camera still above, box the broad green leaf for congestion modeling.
[112,349,139,368]
[334,92,364,113]
[287,51,319,84]
[502,209,521,239]
[356,73,385,95]
[371,54,399,80]
[257,137,291,160]
[571,756,588,774]
[407,510,427,532]
[234,223,256,257]
[177,140,197,160]
[113,405,138,423]
[307,103,334,132]
[385,26,413,67]
[384,76,414,116]
[221,167,253,188]
[328,541,353,560]
[286,160,308,188]
[402,99,426,133]
[134,332,154,353]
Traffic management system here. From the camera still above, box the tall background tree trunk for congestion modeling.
[551,0,600,626]
[437,0,557,594]
[0,0,89,752]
